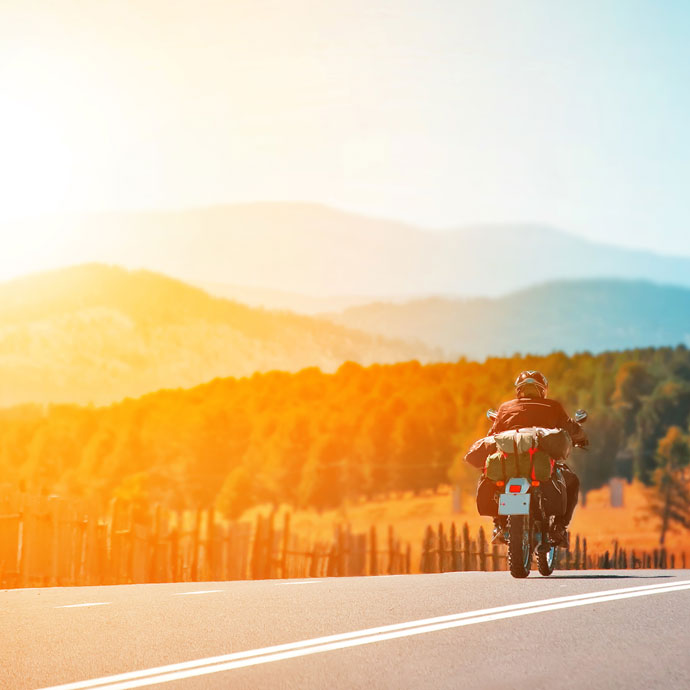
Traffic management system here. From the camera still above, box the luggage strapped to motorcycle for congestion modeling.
[514,436,538,481]
[483,450,509,482]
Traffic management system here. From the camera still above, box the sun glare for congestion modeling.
[0,97,76,221]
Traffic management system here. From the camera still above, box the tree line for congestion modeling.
[2,346,689,536]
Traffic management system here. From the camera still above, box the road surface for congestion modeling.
[4,570,690,689]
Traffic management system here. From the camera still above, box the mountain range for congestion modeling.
[0,261,688,407]
[324,280,690,359]
[7,203,690,305]
[0,264,433,406]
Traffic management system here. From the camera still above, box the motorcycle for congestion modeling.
[485,408,588,579]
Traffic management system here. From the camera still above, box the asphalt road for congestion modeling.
[4,570,690,690]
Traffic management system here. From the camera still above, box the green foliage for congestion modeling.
[569,409,621,494]
[648,426,690,544]
[632,380,690,482]
[2,345,690,516]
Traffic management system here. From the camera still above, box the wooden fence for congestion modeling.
[420,521,689,573]
[0,489,411,588]
[3,487,686,588]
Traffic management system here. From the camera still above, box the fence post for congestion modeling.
[223,522,233,581]
[84,500,100,586]
[188,508,199,581]
[337,525,346,577]
[491,544,500,571]
[450,523,458,571]
[582,538,587,571]
[281,512,291,578]
[128,503,139,584]
[462,523,471,571]
[478,527,487,572]
[421,526,434,573]
[107,497,121,584]
[326,542,337,577]
[369,525,378,576]
[308,542,319,578]
[386,525,395,575]
[437,523,445,573]
[250,514,263,580]
[148,504,160,583]
[170,526,179,582]
[264,513,275,579]
[205,508,215,582]
[574,535,581,570]
[49,497,61,586]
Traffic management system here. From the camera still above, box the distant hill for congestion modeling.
[0,264,434,406]
[323,280,690,359]
[196,281,380,315]
[7,203,690,299]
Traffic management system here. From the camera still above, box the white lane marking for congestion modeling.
[37,579,690,690]
[276,581,322,585]
[172,590,224,596]
[54,603,111,609]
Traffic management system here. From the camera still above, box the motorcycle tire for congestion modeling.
[508,515,531,579]
[537,546,557,576]
[537,516,557,576]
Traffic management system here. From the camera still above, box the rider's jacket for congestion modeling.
[488,396,588,446]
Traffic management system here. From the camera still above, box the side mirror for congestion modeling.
[574,409,588,423]
[487,408,498,421]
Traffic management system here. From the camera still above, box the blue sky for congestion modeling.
[1,0,689,254]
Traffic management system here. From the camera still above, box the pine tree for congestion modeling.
[648,426,690,545]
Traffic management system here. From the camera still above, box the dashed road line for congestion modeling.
[54,603,111,609]
[172,590,225,596]
[276,580,323,585]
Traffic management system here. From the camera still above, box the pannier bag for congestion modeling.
[494,429,536,455]
[464,436,497,469]
[485,450,529,480]
[484,429,554,482]
[539,469,568,516]
[525,427,573,461]
[476,475,499,517]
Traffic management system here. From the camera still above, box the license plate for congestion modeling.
[498,492,531,515]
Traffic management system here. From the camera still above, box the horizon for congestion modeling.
[4,200,690,289]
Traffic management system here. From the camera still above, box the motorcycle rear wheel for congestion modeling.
[507,515,531,578]
[537,545,557,575]
[536,515,557,575]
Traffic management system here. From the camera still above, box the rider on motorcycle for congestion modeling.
[488,370,588,547]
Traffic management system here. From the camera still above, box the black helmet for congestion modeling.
[515,370,548,398]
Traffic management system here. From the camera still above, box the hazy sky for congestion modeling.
[2,0,689,254]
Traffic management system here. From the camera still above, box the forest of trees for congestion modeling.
[2,345,690,520]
